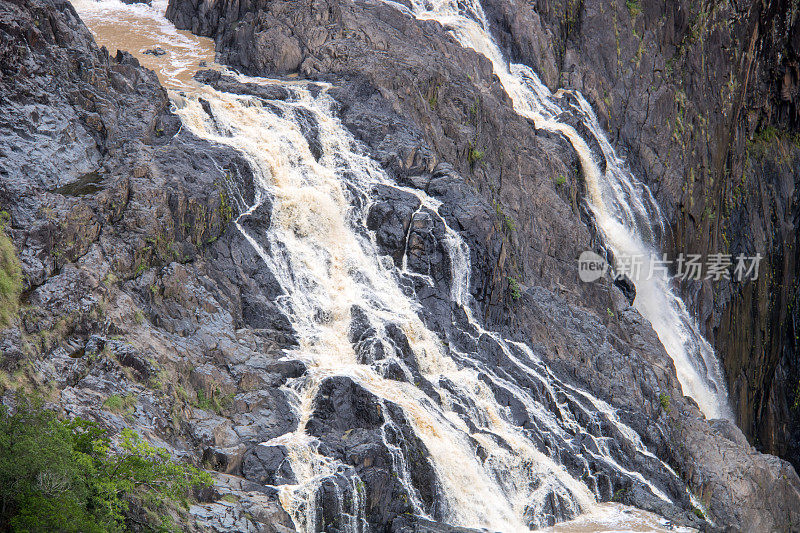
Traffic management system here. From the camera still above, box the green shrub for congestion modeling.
[218,189,234,225]
[659,393,671,413]
[753,125,779,144]
[103,394,136,414]
[195,389,234,415]
[195,389,212,411]
[626,0,641,17]
[508,277,522,301]
[493,202,516,232]
[748,124,800,155]
[555,174,567,187]
[0,212,22,328]
[467,142,485,166]
[0,396,212,532]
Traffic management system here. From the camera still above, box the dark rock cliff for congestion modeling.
[0,0,297,529]
[482,0,800,472]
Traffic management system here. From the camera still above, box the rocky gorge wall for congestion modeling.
[1,0,799,531]
[482,0,800,469]
[170,0,800,527]
[0,0,297,528]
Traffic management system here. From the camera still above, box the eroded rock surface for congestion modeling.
[0,0,297,529]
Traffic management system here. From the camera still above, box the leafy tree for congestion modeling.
[0,396,212,532]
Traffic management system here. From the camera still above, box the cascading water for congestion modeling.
[174,80,598,532]
[72,1,705,531]
[176,78,699,532]
[387,0,732,421]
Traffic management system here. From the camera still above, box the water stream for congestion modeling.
[71,0,705,531]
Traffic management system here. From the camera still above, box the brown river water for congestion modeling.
[68,2,696,532]
[71,0,216,91]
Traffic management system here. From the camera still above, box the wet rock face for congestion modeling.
[304,376,444,530]
[242,444,297,486]
[1,0,799,531]
[166,0,590,326]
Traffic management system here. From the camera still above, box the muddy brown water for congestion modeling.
[71,0,217,91]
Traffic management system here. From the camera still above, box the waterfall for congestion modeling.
[71,1,707,531]
[174,81,597,531]
[388,0,732,421]
[173,78,699,531]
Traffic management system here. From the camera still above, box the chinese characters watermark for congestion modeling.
[578,251,762,283]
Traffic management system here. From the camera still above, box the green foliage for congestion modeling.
[144,234,179,263]
[103,394,136,415]
[672,90,688,144]
[493,202,516,233]
[194,390,212,411]
[468,97,480,125]
[467,142,485,166]
[691,505,705,520]
[659,393,671,413]
[555,174,567,187]
[0,212,22,328]
[508,277,522,301]
[427,83,440,108]
[561,0,582,38]
[134,261,149,277]
[747,125,800,162]
[0,396,212,532]
[194,389,234,415]
[135,232,179,278]
[218,189,234,225]
[754,125,779,144]
[626,0,641,17]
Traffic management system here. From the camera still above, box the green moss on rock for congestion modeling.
[0,213,22,328]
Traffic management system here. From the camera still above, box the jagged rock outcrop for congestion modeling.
[165,0,800,530]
